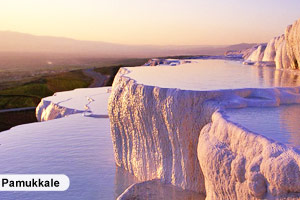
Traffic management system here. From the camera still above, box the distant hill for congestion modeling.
[0,31,256,58]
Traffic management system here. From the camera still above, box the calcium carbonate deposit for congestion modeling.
[245,18,300,70]
[1,57,300,199]
[109,58,300,199]
[2,18,300,200]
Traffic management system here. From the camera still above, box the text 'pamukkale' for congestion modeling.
[2,178,60,188]
[0,175,70,191]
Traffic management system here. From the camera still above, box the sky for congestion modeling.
[0,0,300,46]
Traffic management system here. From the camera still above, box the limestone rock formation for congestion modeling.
[245,18,300,70]
[246,44,266,62]
[262,35,284,62]
[108,68,212,193]
[108,60,300,198]
[285,20,300,70]
[198,111,300,199]
[274,39,291,69]
[36,87,110,121]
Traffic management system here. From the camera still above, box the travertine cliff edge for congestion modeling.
[33,58,300,199]
[262,35,285,62]
[109,63,300,198]
[246,44,266,62]
[108,68,211,193]
[285,20,300,70]
[36,87,110,121]
[245,18,300,70]
[199,111,300,199]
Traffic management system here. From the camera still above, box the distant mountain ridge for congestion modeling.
[0,31,256,58]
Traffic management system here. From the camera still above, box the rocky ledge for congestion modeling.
[245,18,300,70]
[108,59,300,199]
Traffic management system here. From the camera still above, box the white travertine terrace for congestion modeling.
[36,87,111,121]
[246,44,266,62]
[199,110,300,199]
[245,18,300,70]
[262,35,285,62]
[109,59,300,199]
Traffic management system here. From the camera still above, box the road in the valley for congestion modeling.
[0,107,36,113]
[82,68,108,88]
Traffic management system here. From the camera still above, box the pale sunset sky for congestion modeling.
[0,0,300,45]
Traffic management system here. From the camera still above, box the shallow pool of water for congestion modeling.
[127,59,300,91]
[0,114,137,200]
[226,104,300,149]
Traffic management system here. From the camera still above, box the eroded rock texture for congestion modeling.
[246,44,266,62]
[36,87,110,121]
[285,20,300,70]
[198,111,300,200]
[108,64,300,197]
[108,69,217,193]
[245,18,300,70]
[263,35,285,62]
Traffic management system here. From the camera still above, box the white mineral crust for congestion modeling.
[245,18,300,70]
[198,110,300,199]
[36,87,111,121]
[109,59,300,198]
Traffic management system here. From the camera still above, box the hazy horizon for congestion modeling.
[0,30,257,59]
[0,30,256,47]
[1,0,300,46]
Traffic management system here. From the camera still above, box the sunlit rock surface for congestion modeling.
[246,44,266,62]
[262,35,285,62]
[35,83,208,199]
[109,69,208,193]
[245,18,300,70]
[198,111,300,199]
[36,87,111,121]
[285,20,300,70]
[108,59,300,198]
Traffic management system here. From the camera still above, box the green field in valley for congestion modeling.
[0,70,92,109]
[0,58,149,131]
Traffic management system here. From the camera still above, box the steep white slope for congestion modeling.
[198,111,300,199]
[262,35,285,62]
[274,39,291,69]
[245,18,300,70]
[109,59,300,198]
[241,45,260,60]
[246,44,266,62]
[285,20,300,70]
[109,72,209,193]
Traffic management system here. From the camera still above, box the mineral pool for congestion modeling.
[226,104,300,149]
[127,59,300,90]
